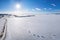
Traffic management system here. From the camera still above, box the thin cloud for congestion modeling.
[32,9,35,11]
[44,8,47,10]
[51,4,56,6]
[48,8,52,10]
[35,8,41,11]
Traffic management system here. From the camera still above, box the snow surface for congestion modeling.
[0,14,60,40]
[0,17,6,33]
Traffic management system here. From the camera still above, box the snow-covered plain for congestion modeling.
[1,14,60,40]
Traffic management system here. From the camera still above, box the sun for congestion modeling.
[16,3,21,9]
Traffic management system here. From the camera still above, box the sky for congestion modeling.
[0,0,60,14]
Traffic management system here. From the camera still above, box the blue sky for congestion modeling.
[0,0,60,13]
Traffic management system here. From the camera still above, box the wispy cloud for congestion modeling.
[35,8,41,11]
[51,4,56,6]
[44,8,47,10]
[32,9,35,11]
[48,8,52,10]
[31,8,41,11]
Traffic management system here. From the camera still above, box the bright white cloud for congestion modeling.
[51,4,56,6]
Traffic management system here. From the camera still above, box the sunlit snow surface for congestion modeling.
[1,14,60,40]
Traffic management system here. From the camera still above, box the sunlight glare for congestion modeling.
[16,3,21,9]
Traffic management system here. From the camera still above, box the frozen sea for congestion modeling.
[0,14,60,40]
